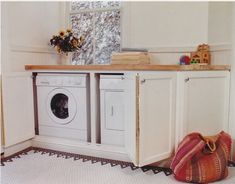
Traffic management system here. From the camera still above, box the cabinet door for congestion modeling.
[177,71,230,144]
[138,72,176,166]
[124,73,138,166]
[2,72,35,147]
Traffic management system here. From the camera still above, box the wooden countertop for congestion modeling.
[25,64,231,71]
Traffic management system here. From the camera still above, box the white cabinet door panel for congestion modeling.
[177,71,230,143]
[2,72,35,147]
[124,73,138,165]
[138,72,176,166]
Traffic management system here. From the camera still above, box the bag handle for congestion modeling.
[201,134,220,153]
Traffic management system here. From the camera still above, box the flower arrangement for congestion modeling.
[50,29,84,55]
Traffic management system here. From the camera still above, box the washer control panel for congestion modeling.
[36,74,87,87]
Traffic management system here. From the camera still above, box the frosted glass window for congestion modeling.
[71,13,94,65]
[70,1,121,65]
[71,1,120,11]
[94,10,121,64]
[93,1,121,9]
[71,1,92,11]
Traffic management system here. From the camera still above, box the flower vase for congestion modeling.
[59,53,73,65]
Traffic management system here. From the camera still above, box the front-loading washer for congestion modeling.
[36,73,90,141]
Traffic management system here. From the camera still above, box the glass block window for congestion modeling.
[70,1,121,65]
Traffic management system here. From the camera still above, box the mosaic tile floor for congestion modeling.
[1,148,235,184]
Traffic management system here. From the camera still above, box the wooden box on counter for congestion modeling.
[111,52,150,65]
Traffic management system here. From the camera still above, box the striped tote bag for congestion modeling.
[170,131,231,183]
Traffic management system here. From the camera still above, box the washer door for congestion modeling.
[46,88,77,125]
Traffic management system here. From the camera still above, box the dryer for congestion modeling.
[36,74,90,141]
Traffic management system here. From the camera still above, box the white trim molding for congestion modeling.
[229,3,235,161]
[210,43,232,52]
[10,43,231,55]
[32,135,130,162]
[10,44,56,54]
[141,43,232,53]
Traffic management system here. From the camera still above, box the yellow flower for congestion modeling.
[66,29,72,33]
[59,31,65,37]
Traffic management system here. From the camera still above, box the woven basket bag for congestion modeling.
[170,131,232,183]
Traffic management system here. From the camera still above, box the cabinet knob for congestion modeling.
[141,79,146,84]
[184,78,190,83]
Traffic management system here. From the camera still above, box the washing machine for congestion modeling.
[36,73,90,141]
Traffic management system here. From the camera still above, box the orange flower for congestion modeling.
[59,31,65,37]
[66,29,72,33]
[56,46,61,53]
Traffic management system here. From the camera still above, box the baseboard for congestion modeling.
[3,139,32,157]
[32,135,130,162]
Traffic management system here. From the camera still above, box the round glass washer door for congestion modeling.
[46,88,77,125]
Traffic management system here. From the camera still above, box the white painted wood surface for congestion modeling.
[33,135,129,162]
[4,140,32,157]
[176,71,230,144]
[2,72,35,147]
[124,73,138,165]
[89,72,99,144]
[138,72,176,166]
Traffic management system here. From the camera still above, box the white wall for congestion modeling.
[121,2,233,65]
[1,2,63,73]
[208,2,232,65]
[208,2,232,45]
[122,2,208,48]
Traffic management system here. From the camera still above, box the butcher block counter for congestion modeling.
[25,64,230,71]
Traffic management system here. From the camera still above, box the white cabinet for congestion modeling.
[2,72,35,147]
[125,72,176,166]
[100,75,125,146]
[176,71,230,145]
[124,71,230,167]
[4,69,229,167]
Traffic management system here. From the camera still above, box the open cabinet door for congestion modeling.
[124,73,139,166]
[138,72,176,167]
[2,72,35,147]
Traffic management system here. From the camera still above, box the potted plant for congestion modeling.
[50,29,84,65]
